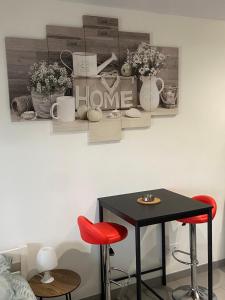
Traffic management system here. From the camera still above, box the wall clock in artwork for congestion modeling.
[5,15,179,143]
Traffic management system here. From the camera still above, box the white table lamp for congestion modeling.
[36,247,58,284]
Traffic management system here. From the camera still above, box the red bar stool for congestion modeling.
[172,195,217,300]
[77,216,129,300]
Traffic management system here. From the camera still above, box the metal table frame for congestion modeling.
[98,189,213,300]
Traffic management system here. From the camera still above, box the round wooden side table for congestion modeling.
[29,269,81,300]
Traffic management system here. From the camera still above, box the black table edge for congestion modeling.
[99,200,212,227]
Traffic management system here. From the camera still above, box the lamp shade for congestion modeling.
[36,247,57,273]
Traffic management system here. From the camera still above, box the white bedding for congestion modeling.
[0,255,36,300]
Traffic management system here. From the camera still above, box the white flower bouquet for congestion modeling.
[28,61,72,95]
[126,42,166,76]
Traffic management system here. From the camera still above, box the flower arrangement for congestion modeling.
[28,61,72,95]
[126,42,166,76]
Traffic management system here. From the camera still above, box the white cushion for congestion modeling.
[0,274,14,300]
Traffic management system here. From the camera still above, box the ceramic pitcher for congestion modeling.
[139,76,164,111]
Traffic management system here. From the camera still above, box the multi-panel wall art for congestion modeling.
[5,15,179,143]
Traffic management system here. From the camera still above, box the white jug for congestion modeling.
[140,76,164,111]
[60,51,117,77]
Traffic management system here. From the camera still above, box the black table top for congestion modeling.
[98,189,212,226]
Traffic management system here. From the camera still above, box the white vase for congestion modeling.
[139,76,164,111]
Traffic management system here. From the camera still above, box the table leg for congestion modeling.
[65,294,68,300]
[135,226,142,300]
[99,204,105,300]
[208,208,212,300]
[161,222,166,286]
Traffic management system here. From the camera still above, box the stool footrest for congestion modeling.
[172,249,199,266]
[111,267,131,287]
[110,280,122,287]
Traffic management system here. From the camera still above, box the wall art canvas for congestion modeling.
[5,15,179,143]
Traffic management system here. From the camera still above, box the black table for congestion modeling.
[98,188,213,300]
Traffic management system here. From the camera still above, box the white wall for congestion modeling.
[1,0,225,298]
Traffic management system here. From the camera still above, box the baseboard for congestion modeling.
[80,259,225,300]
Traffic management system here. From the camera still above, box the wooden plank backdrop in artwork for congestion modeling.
[5,38,48,102]
[121,111,151,129]
[157,46,179,87]
[46,25,85,72]
[83,15,118,29]
[156,46,179,112]
[118,31,150,68]
[88,116,122,143]
[83,16,119,74]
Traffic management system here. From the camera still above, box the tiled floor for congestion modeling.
[92,266,225,300]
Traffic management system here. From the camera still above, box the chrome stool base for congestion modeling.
[172,285,217,300]
[172,224,217,300]
[103,245,130,300]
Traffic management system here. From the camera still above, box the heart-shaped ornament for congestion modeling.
[101,75,120,96]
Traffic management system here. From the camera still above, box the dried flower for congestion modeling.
[125,42,166,76]
[28,61,72,95]
[139,67,145,75]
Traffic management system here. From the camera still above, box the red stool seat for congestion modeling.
[77,216,128,245]
[178,195,217,224]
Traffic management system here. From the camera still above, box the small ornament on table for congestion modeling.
[107,109,121,119]
[77,105,89,120]
[87,107,103,122]
[143,194,154,202]
[11,95,33,116]
[137,193,161,205]
[160,86,177,109]
[121,50,133,77]
[125,108,141,118]
[20,111,37,120]
[121,63,132,77]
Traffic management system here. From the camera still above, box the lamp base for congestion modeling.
[41,271,55,284]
